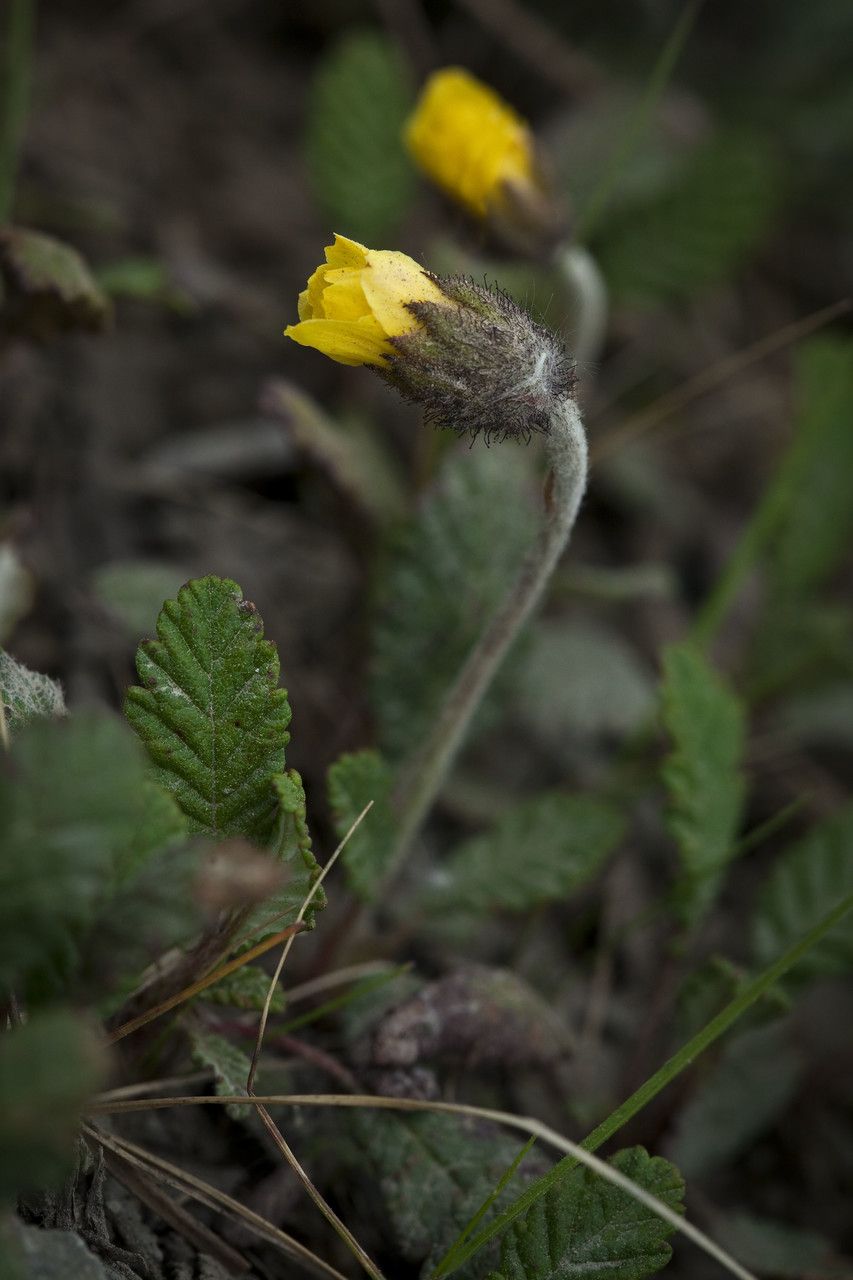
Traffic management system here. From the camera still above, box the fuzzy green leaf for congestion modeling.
[753,803,853,978]
[306,30,415,244]
[373,446,536,760]
[667,1021,803,1178]
[327,749,395,902]
[597,131,781,304]
[0,648,65,734]
[497,1147,684,1280]
[188,1029,252,1120]
[0,1010,106,1199]
[202,964,285,1013]
[348,1111,547,1277]
[125,576,292,846]
[0,711,181,1002]
[426,794,625,916]
[240,769,324,940]
[661,643,746,926]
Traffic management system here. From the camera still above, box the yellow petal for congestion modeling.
[361,249,445,337]
[325,233,369,270]
[284,316,390,367]
[318,274,372,322]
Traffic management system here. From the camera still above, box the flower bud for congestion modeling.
[404,67,566,257]
[285,236,576,443]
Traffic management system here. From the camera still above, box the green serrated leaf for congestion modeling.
[0,648,65,734]
[189,1029,252,1120]
[306,30,415,244]
[203,964,285,1013]
[349,1111,547,1278]
[497,1147,684,1280]
[240,769,324,940]
[125,575,292,846]
[327,749,395,902]
[597,131,782,304]
[426,793,625,916]
[373,446,536,761]
[753,804,853,978]
[661,643,746,926]
[0,1010,106,1199]
[0,711,162,1001]
[667,1021,803,1178]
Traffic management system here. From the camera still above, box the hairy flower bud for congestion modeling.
[285,236,576,443]
[388,275,576,442]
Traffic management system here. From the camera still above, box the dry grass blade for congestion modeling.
[246,799,373,1090]
[83,1122,348,1280]
[106,920,305,1045]
[241,800,385,1280]
[87,1092,757,1280]
[592,297,851,463]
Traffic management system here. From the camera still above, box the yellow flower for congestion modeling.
[284,233,446,367]
[404,67,538,219]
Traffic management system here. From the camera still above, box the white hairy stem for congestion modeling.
[384,397,588,892]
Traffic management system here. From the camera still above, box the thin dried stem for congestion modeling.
[246,801,372,1091]
[592,297,851,464]
[87,1093,754,1280]
[83,1122,348,1280]
[106,920,305,1045]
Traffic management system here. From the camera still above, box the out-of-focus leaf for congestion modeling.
[91,560,191,638]
[0,649,65,735]
[327,749,395,902]
[596,131,781,304]
[306,30,415,244]
[717,1211,838,1279]
[425,793,625,916]
[0,712,172,1002]
[373,445,535,760]
[666,1021,803,1178]
[765,338,853,599]
[262,381,407,524]
[202,963,284,1013]
[96,256,192,312]
[517,619,655,744]
[0,227,111,341]
[0,1011,106,1199]
[661,643,746,926]
[3,1222,108,1280]
[498,1147,684,1280]
[188,1029,251,1121]
[0,543,34,643]
[753,804,853,978]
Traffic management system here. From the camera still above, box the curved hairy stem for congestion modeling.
[385,397,588,891]
[555,242,609,371]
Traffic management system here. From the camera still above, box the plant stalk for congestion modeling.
[0,0,35,224]
[385,397,588,890]
[554,242,608,371]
